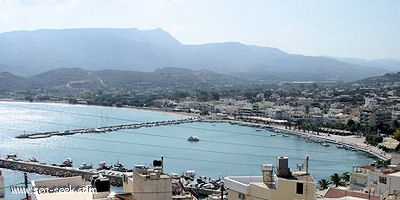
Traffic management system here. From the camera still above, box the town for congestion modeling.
[1,72,400,200]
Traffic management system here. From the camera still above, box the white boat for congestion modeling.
[321,142,330,147]
[28,157,39,162]
[184,170,196,178]
[79,162,93,169]
[188,136,199,142]
[61,158,73,167]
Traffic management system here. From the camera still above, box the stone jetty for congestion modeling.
[15,117,201,139]
[0,158,123,186]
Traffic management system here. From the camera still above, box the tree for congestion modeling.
[330,173,344,187]
[341,172,350,182]
[318,179,331,190]
[390,120,400,134]
[394,128,400,142]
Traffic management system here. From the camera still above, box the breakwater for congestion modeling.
[15,117,201,139]
[0,158,123,186]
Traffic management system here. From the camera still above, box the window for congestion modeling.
[238,193,245,199]
[379,177,387,184]
[296,182,304,194]
[123,175,128,183]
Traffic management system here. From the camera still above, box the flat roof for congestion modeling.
[225,176,263,185]
[225,172,314,184]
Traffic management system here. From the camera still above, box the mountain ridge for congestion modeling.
[0,28,396,81]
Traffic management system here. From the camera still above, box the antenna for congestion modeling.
[296,164,304,171]
[306,155,309,175]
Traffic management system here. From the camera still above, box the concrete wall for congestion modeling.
[132,171,172,200]
[273,178,315,200]
[350,171,369,191]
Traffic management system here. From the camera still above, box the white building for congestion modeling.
[224,157,316,200]
[30,176,112,200]
[123,166,173,200]
[375,171,400,195]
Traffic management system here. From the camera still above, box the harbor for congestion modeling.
[0,157,123,186]
[0,102,380,198]
[13,113,390,162]
[0,155,225,198]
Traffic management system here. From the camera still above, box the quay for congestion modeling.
[0,158,123,186]
[15,117,201,139]
[203,119,391,161]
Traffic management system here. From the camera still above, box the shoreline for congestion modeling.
[203,119,391,161]
[1,99,389,161]
[0,99,200,118]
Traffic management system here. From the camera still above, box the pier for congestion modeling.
[15,117,201,139]
[0,158,123,186]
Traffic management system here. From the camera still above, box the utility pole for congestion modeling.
[24,172,29,200]
[220,183,224,200]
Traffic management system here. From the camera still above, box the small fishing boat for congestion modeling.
[321,142,330,147]
[61,158,73,167]
[79,162,93,170]
[184,170,196,178]
[336,145,345,149]
[28,157,39,162]
[112,162,127,172]
[188,136,200,142]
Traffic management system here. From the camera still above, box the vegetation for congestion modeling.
[365,134,383,146]
[330,173,345,187]
[318,179,331,190]
[394,128,400,142]
[319,171,350,189]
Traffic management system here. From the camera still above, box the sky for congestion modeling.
[0,0,399,60]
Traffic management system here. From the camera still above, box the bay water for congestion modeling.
[0,101,374,199]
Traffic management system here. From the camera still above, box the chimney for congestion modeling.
[262,164,274,184]
[276,156,291,177]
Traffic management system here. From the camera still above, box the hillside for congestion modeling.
[0,67,248,92]
[0,28,391,81]
[357,72,400,85]
[0,72,41,91]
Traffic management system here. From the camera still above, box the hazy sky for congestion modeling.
[1,0,399,60]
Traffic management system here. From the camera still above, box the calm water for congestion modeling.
[0,101,374,198]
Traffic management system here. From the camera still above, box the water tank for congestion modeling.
[91,174,99,186]
[277,156,291,177]
[94,177,110,192]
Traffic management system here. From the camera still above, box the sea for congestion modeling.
[0,101,375,199]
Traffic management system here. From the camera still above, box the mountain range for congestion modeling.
[0,28,399,82]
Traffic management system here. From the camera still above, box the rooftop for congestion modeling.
[323,187,380,200]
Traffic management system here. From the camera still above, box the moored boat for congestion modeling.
[61,158,73,167]
[321,142,330,147]
[79,162,93,169]
[184,169,196,178]
[112,162,127,172]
